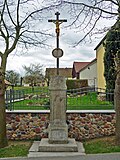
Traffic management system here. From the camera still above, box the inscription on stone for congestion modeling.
[51,130,67,140]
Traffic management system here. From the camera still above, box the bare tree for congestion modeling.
[0,67,7,148]
[0,0,60,148]
[23,63,44,86]
[57,0,118,45]
[6,70,20,85]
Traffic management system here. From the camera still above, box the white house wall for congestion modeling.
[80,62,97,87]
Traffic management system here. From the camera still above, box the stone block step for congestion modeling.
[28,138,85,158]
[39,138,78,152]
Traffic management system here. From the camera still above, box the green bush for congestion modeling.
[104,22,120,102]
[66,79,88,89]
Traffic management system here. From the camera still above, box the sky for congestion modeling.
[3,0,117,76]
[6,35,97,75]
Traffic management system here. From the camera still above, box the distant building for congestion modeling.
[94,36,106,90]
[45,68,72,85]
[79,59,97,87]
[72,62,90,79]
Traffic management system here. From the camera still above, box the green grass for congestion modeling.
[0,141,32,158]
[84,136,120,154]
[7,89,114,110]
[67,92,113,110]
[0,137,120,158]
[6,86,50,110]
[12,99,50,110]
[7,86,49,96]
[14,86,48,92]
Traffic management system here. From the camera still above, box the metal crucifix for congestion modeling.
[48,12,67,75]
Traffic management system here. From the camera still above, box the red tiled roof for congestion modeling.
[79,58,97,72]
[72,62,90,78]
[73,62,90,73]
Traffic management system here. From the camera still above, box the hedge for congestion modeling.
[66,79,88,89]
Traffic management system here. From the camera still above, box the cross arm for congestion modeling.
[48,20,67,23]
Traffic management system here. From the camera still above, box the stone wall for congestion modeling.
[6,112,116,141]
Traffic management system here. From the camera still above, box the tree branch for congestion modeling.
[61,0,118,15]
[66,5,86,28]
[0,52,3,57]
[17,0,20,26]
[105,0,118,6]
[80,8,94,31]
[5,0,16,26]
[20,3,62,26]
[25,30,54,37]
[74,10,102,46]
[0,1,9,52]
[5,27,20,56]
[19,34,51,47]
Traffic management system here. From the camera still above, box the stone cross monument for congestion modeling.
[28,13,85,156]
[38,12,78,152]
[48,12,68,144]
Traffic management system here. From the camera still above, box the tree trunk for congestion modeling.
[115,58,120,145]
[0,67,8,148]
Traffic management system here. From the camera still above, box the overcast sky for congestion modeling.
[5,1,116,76]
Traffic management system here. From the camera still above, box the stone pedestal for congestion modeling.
[39,138,78,152]
[38,76,78,152]
[48,76,68,144]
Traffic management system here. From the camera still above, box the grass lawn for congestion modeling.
[84,136,120,154]
[67,92,113,110]
[12,99,50,110]
[0,141,32,158]
[0,136,120,158]
[8,86,47,90]
[10,92,114,110]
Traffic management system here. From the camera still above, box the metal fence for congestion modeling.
[5,87,49,110]
[67,87,114,110]
[5,87,114,110]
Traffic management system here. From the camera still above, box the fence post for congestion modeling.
[5,90,9,109]
[9,89,12,110]
[12,86,14,110]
